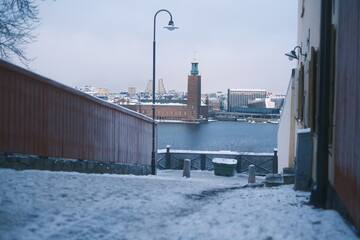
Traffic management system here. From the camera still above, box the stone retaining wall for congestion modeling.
[0,153,151,175]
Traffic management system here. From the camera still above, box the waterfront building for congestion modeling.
[123,60,208,121]
[270,95,285,109]
[221,89,282,121]
[246,96,285,112]
[207,98,221,111]
[227,89,266,111]
[187,59,202,119]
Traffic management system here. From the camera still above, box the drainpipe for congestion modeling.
[310,0,332,208]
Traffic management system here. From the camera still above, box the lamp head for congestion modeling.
[285,50,298,61]
[164,20,179,31]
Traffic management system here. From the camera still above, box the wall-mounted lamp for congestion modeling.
[285,46,307,61]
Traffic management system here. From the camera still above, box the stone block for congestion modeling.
[140,165,148,175]
[0,155,6,167]
[283,167,295,174]
[114,163,122,174]
[122,164,128,174]
[283,174,295,184]
[146,166,152,175]
[129,165,138,175]
[73,161,86,173]
[7,157,18,164]
[35,158,45,170]
[54,160,65,171]
[103,163,111,174]
[265,173,283,187]
[243,182,265,188]
[138,165,146,175]
[128,164,135,174]
[86,161,95,172]
[98,163,107,174]
[94,163,102,174]
[64,161,73,172]
[0,156,13,168]
[44,158,54,171]
[106,163,115,174]
[13,160,28,170]
[81,161,88,172]
[19,158,31,166]
[135,165,142,175]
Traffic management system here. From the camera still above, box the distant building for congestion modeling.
[205,93,222,112]
[145,80,152,93]
[208,99,221,111]
[158,78,166,94]
[123,59,208,121]
[227,89,267,111]
[187,59,202,119]
[247,96,284,109]
[76,85,109,95]
[144,79,166,95]
[128,87,136,96]
[76,85,110,101]
[270,95,285,109]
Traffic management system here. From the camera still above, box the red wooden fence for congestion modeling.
[0,60,154,166]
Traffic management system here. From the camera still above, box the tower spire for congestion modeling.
[191,57,199,76]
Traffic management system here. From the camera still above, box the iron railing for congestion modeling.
[157,146,278,175]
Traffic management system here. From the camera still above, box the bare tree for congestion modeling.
[0,0,40,66]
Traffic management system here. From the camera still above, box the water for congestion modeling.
[158,121,278,153]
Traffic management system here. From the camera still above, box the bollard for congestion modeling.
[272,148,278,173]
[165,145,171,169]
[248,165,255,183]
[236,155,242,173]
[200,154,206,170]
[183,159,191,178]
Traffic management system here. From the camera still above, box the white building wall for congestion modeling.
[277,71,297,172]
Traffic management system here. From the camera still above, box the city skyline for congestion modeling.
[15,0,297,95]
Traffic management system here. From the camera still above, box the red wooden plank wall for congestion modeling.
[334,0,360,230]
[0,60,153,166]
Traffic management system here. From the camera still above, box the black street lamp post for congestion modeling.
[151,9,178,175]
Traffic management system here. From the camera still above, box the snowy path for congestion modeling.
[0,169,358,240]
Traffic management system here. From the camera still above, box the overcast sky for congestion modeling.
[23,0,298,94]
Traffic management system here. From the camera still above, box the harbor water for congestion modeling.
[158,121,278,153]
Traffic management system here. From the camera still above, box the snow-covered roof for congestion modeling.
[229,88,266,92]
[138,102,187,106]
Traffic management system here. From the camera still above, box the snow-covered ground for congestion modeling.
[0,169,358,240]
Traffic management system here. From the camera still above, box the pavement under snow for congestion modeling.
[0,169,358,240]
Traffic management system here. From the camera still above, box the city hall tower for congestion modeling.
[187,59,201,119]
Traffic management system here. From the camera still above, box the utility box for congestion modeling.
[212,158,237,177]
[294,128,313,190]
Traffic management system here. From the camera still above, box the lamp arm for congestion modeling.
[153,9,173,41]
[293,46,307,57]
